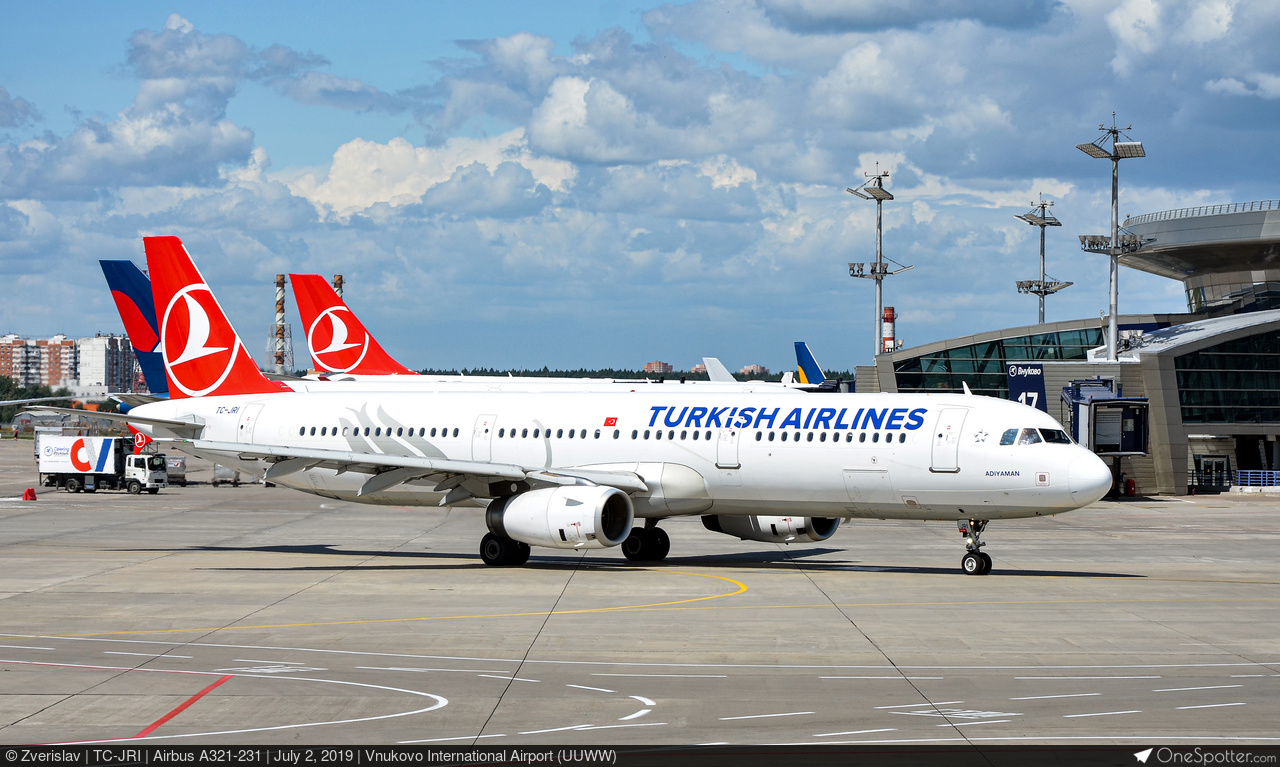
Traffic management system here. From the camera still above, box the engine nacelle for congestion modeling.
[701,515,840,543]
[487,485,634,549]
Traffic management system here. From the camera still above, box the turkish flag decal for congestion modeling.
[603,417,617,427]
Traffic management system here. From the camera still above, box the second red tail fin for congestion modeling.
[289,273,417,375]
[145,236,289,398]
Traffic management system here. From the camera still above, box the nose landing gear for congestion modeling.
[959,518,992,575]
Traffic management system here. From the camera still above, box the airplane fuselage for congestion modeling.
[134,389,1112,522]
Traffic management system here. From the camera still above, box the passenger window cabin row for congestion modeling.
[299,425,459,438]
[295,423,913,446]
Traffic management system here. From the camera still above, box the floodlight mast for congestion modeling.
[847,164,911,359]
[1014,194,1069,324]
[1076,114,1144,361]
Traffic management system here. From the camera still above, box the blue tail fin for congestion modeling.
[794,341,826,385]
[100,260,168,397]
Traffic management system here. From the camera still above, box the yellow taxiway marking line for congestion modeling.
[51,570,748,637]
[578,595,1280,617]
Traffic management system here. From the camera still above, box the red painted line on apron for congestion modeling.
[136,674,233,737]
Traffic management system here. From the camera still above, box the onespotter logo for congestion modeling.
[1136,747,1277,764]
[161,283,244,397]
[307,306,370,373]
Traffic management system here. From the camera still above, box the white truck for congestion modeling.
[37,435,168,494]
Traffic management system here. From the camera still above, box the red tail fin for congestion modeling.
[127,425,153,454]
[145,236,288,399]
[289,273,417,375]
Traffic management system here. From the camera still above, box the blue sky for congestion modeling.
[3,0,1278,372]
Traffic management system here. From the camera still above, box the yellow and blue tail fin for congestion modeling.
[794,342,825,385]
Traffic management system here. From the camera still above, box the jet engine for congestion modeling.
[701,514,840,543]
[487,485,634,549]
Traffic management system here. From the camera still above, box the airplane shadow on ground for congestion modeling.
[121,543,1144,578]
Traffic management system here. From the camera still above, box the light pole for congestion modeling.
[1015,195,1071,324]
[1077,114,1144,361]
[848,165,912,359]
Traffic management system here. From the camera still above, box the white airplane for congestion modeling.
[114,237,1111,575]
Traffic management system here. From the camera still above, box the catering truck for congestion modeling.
[37,435,168,494]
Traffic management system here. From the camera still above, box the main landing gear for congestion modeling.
[622,520,670,562]
[958,518,992,575]
[480,532,530,566]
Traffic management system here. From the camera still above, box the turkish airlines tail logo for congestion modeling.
[289,273,417,375]
[145,236,288,399]
[128,425,153,454]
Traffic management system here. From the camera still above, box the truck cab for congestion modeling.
[124,453,168,494]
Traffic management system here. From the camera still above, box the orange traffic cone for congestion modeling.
[22,488,37,501]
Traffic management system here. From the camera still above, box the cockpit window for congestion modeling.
[1016,428,1043,445]
[1039,428,1072,444]
[999,428,1019,446]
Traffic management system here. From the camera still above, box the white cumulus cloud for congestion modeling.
[288,129,575,218]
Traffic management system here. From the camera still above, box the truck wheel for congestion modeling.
[127,480,142,495]
[147,487,159,494]
[181,480,187,487]
[65,477,81,493]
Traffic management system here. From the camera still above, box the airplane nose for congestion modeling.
[1068,452,1112,505]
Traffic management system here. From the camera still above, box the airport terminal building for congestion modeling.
[857,200,1280,495]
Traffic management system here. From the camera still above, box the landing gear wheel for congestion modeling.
[147,487,159,495]
[962,551,985,575]
[65,477,81,493]
[979,552,992,574]
[480,532,528,566]
[127,480,142,495]
[621,529,648,561]
[651,527,671,560]
[622,528,670,562]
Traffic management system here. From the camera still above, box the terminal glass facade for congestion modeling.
[893,328,1104,397]
[1176,330,1280,424]
[1185,280,1280,313]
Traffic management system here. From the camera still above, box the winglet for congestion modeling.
[100,260,168,397]
[289,274,417,375]
[962,381,973,396]
[145,236,288,399]
[794,342,826,385]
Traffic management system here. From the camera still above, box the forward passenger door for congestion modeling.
[930,408,967,473]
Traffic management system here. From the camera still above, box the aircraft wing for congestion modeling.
[111,393,165,409]
[0,396,79,407]
[27,406,204,437]
[172,439,649,499]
